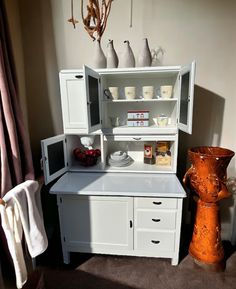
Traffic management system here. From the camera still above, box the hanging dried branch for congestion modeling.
[81,0,113,41]
[68,0,79,28]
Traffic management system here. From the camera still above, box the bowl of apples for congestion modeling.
[73,147,101,167]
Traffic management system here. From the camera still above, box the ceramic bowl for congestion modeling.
[80,135,95,148]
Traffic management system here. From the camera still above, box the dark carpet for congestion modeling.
[22,253,236,289]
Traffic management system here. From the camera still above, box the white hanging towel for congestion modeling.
[0,180,48,288]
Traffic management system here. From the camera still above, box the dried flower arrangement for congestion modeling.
[68,0,114,41]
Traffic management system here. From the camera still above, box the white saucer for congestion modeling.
[110,151,127,161]
[108,155,133,167]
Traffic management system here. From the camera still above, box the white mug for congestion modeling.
[124,86,136,99]
[142,86,154,99]
[160,85,173,99]
[108,87,119,100]
[104,87,119,100]
[153,115,169,127]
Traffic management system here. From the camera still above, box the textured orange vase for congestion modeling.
[184,147,234,268]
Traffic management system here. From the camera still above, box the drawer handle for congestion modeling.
[75,75,83,79]
[151,240,160,244]
[152,218,161,222]
[153,201,162,205]
[132,137,141,141]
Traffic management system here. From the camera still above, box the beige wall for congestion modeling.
[50,0,236,169]
[6,0,236,239]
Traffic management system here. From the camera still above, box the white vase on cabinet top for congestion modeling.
[107,39,119,68]
[119,40,135,68]
[93,40,107,69]
[137,38,152,67]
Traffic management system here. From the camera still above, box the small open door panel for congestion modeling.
[84,65,102,133]
[41,134,68,185]
[178,61,196,134]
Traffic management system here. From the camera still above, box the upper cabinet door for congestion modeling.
[178,61,196,134]
[59,72,88,134]
[41,135,68,185]
[84,65,102,133]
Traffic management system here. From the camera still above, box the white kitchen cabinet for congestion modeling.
[50,172,185,265]
[59,62,195,135]
[41,133,178,184]
[41,63,196,266]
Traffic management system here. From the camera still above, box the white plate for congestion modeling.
[108,155,133,167]
[110,151,127,161]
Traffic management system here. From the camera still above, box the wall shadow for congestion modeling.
[19,0,63,177]
[177,85,234,239]
[177,84,225,179]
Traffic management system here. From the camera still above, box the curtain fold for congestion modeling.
[0,0,35,198]
[0,0,35,284]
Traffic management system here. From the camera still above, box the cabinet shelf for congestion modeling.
[70,162,104,172]
[105,162,173,173]
[103,125,178,135]
[103,98,178,103]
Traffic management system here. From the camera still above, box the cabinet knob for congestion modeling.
[151,240,160,244]
[152,218,161,222]
[87,101,92,105]
[153,201,162,205]
[75,75,83,79]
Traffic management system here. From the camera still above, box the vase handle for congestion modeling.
[218,182,231,201]
[183,166,193,187]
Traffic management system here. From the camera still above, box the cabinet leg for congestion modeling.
[171,255,179,266]
[62,250,70,264]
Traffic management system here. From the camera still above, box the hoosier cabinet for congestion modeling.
[41,62,195,265]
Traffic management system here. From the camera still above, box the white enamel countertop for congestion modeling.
[50,172,186,198]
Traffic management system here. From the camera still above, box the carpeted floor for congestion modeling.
[21,252,236,289]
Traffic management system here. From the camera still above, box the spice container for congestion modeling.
[128,110,149,127]
[155,141,171,166]
[144,144,155,164]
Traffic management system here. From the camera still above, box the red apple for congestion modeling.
[95,149,101,156]
[73,147,81,157]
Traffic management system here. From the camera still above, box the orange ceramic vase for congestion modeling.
[184,147,234,267]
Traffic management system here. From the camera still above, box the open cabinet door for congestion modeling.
[178,61,196,134]
[84,65,102,133]
[41,135,68,185]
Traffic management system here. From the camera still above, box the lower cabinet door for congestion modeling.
[59,195,133,252]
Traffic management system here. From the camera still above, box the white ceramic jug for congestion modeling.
[93,40,107,68]
[107,39,119,68]
[137,38,152,67]
[119,40,135,68]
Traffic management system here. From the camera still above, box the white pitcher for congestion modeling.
[119,40,135,68]
[137,38,152,67]
[107,39,119,68]
[93,40,107,68]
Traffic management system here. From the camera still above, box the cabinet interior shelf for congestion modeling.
[70,162,172,173]
[103,125,178,134]
[105,163,172,173]
[103,98,178,103]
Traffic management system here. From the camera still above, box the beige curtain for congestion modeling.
[0,0,35,284]
[0,0,35,198]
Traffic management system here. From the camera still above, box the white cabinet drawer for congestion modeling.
[135,197,177,209]
[135,231,175,251]
[104,135,176,142]
[136,210,176,230]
